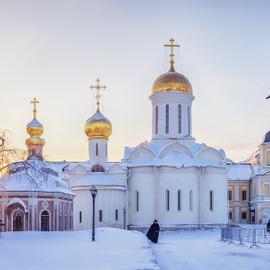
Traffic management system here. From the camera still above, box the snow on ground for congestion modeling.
[153,229,270,270]
[0,228,159,270]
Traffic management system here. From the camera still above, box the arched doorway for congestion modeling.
[41,210,50,231]
[13,210,24,231]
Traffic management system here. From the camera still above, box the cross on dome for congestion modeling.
[31,97,39,119]
[164,38,180,71]
[90,78,106,112]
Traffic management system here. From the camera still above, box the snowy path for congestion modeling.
[0,228,159,270]
[152,230,270,270]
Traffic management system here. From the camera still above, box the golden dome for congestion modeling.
[26,136,45,146]
[151,68,192,95]
[85,111,112,139]
[26,119,44,137]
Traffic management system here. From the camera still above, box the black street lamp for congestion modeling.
[90,185,97,241]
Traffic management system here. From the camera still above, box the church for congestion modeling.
[0,39,269,231]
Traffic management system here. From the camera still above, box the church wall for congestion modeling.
[157,167,200,225]
[199,167,227,224]
[0,192,73,232]
[128,167,155,226]
[150,92,193,139]
[72,187,125,230]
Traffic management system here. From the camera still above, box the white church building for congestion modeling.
[65,39,228,230]
[7,38,270,231]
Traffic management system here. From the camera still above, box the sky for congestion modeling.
[0,0,270,162]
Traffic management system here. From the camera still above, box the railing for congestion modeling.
[101,222,124,229]
[220,227,270,248]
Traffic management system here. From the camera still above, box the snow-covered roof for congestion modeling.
[227,164,254,181]
[0,159,73,195]
[70,173,125,188]
[124,139,227,168]
[67,160,127,173]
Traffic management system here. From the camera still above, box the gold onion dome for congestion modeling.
[26,119,45,146]
[151,66,192,95]
[26,118,44,137]
[85,110,112,139]
[152,38,192,95]
[25,98,45,147]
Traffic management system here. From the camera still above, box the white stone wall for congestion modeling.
[88,138,108,163]
[128,167,156,226]
[72,187,126,230]
[128,165,228,227]
[157,167,200,225]
[199,167,228,224]
[150,92,194,139]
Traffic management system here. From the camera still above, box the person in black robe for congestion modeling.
[267,220,270,232]
[146,220,160,243]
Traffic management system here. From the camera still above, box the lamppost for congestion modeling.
[90,185,97,241]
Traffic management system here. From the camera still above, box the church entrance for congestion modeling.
[13,210,24,231]
[41,210,50,231]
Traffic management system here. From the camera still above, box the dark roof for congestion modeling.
[264,131,270,143]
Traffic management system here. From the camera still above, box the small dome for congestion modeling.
[151,69,192,95]
[263,131,270,143]
[27,119,44,137]
[85,111,112,139]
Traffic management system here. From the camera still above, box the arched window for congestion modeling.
[178,105,182,134]
[166,190,170,211]
[41,210,50,231]
[136,191,139,212]
[115,209,118,221]
[165,104,169,133]
[210,191,214,211]
[177,190,181,211]
[187,106,191,136]
[96,143,98,156]
[155,106,159,134]
[189,190,193,211]
[91,164,105,172]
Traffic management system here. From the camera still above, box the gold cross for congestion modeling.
[31,97,39,119]
[164,38,180,71]
[90,78,106,111]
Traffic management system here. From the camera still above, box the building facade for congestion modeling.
[0,100,74,231]
[1,39,270,232]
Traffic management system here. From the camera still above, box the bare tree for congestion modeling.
[0,130,49,190]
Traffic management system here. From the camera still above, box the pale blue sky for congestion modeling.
[0,0,270,162]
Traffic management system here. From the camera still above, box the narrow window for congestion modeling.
[189,190,193,211]
[242,190,247,201]
[165,104,169,133]
[177,190,181,211]
[79,211,82,223]
[210,191,214,211]
[228,190,232,201]
[115,209,118,221]
[99,210,102,222]
[136,191,139,212]
[155,106,158,134]
[242,212,247,220]
[267,151,270,165]
[178,104,182,133]
[96,143,98,156]
[229,211,232,220]
[166,190,170,211]
[187,106,191,136]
